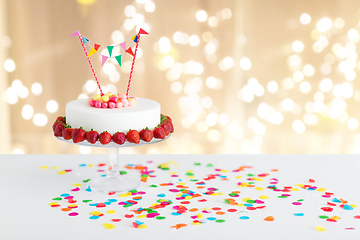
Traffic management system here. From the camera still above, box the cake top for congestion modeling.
[70,28,149,109]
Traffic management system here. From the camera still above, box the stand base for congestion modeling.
[87,176,140,193]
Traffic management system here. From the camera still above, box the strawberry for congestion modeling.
[86,129,99,144]
[113,132,126,145]
[56,116,66,124]
[126,130,140,144]
[72,127,86,143]
[62,127,73,140]
[54,123,65,137]
[140,128,153,142]
[99,131,112,145]
[153,127,165,139]
[166,120,174,133]
[52,121,61,133]
[160,123,171,136]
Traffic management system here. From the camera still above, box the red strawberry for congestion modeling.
[56,116,66,124]
[140,128,153,142]
[160,123,171,136]
[99,131,112,145]
[126,130,140,144]
[72,127,86,143]
[153,127,165,139]
[166,120,174,133]
[113,132,126,145]
[86,129,99,144]
[62,127,73,140]
[54,123,65,137]
[52,121,61,133]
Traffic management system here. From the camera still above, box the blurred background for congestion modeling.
[1,0,360,154]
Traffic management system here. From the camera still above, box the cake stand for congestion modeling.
[57,135,170,193]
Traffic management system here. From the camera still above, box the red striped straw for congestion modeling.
[78,35,104,96]
[126,34,140,98]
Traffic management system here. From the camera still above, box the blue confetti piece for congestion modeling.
[89,216,100,220]
[104,202,112,205]
[157,193,166,197]
[60,193,70,197]
[244,204,253,207]
[85,186,92,192]
[207,217,217,221]
[135,220,144,225]
[108,199,117,202]
[343,204,354,210]
[294,213,304,216]
[332,198,341,203]
[219,175,227,178]
[100,174,106,177]
[79,164,87,167]
[240,216,250,220]
[171,212,181,216]
[89,203,98,206]
[126,164,135,166]
[306,187,316,191]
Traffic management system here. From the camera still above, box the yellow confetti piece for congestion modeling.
[220,169,228,172]
[197,213,204,219]
[291,188,300,191]
[68,204,77,208]
[316,226,326,232]
[169,172,177,174]
[177,182,187,185]
[192,222,201,225]
[106,210,116,214]
[73,183,82,186]
[350,204,357,208]
[185,196,193,199]
[40,166,48,169]
[58,170,66,174]
[295,184,304,187]
[137,224,147,229]
[88,164,93,167]
[102,223,115,229]
[242,197,252,202]
[187,176,195,179]
[49,202,59,206]
[330,216,341,220]
[237,204,245,207]
[51,166,59,169]
[260,195,269,199]
[90,211,103,216]
[216,192,224,196]
[119,192,132,197]
[317,187,326,192]
[137,215,147,218]
[256,187,264,191]
[235,176,242,179]
[186,170,194,172]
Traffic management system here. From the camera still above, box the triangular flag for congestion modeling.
[70,30,80,37]
[94,43,101,51]
[102,55,109,66]
[87,48,97,58]
[82,37,89,44]
[138,28,149,35]
[115,55,122,66]
[126,47,135,57]
[131,35,138,42]
[119,42,126,51]
[107,46,114,57]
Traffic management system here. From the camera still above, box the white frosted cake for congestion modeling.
[66,98,161,134]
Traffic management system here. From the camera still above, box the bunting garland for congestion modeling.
[70,28,149,97]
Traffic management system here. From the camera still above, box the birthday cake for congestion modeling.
[52,28,173,145]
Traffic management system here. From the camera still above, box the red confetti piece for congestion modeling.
[68,199,77,203]
[65,169,72,172]
[325,192,334,195]
[354,215,360,219]
[108,192,116,195]
[326,218,337,222]
[309,179,315,183]
[125,214,134,218]
[321,207,333,212]
[327,202,336,206]
[112,219,121,222]
[247,207,257,210]
[68,212,79,216]
[227,209,237,212]
[198,199,207,202]
[256,206,266,209]
[212,207,221,211]
[96,203,106,208]
[98,163,106,167]
[180,201,190,204]
[132,222,139,228]
[50,204,61,208]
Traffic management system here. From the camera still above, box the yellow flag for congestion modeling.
[87,48,97,58]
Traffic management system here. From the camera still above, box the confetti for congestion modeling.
[355,215,360,219]
[83,179,91,183]
[264,216,274,221]
[112,219,121,222]
[294,213,304,216]
[102,223,115,229]
[106,210,116,214]
[316,226,326,232]
[85,186,92,192]
[71,187,80,192]
[58,170,66,175]
[89,216,100,220]
[40,166,48,169]
[68,212,79,217]
[215,219,225,223]
[239,216,250,220]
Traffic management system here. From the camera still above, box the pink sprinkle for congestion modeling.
[207,188,217,191]
[282,194,291,197]
[71,187,80,192]
[292,202,302,205]
[64,196,74,199]
[68,212,79,217]
[169,189,180,192]
[191,215,197,219]
[147,213,160,218]
[322,195,331,198]
[65,169,72,172]
[273,189,282,192]
[345,228,355,230]
[137,191,146,195]
[255,200,264,204]
[171,175,179,177]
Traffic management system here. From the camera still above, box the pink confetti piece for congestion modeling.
[71,187,80,192]
[345,228,355,230]
[292,202,302,205]
[68,212,79,216]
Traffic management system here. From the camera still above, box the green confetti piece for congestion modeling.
[190,179,199,182]
[224,199,230,204]
[215,219,225,223]
[150,184,157,187]
[129,189,137,193]
[206,164,213,167]
[141,174,149,178]
[82,200,92,203]
[248,182,255,184]
[278,196,288,198]
[52,197,62,200]
[229,193,239,197]
[161,167,170,170]
[83,179,91,183]
[123,204,133,208]
[119,171,127,175]
[297,199,305,202]
[156,216,166,220]
[186,172,194,176]
[246,200,256,203]
[319,215,329,219]
[247,174,255,176]
[194,163,201,166]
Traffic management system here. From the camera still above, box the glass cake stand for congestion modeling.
[57,135,170,193]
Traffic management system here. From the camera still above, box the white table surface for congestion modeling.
[1,154,360,240]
